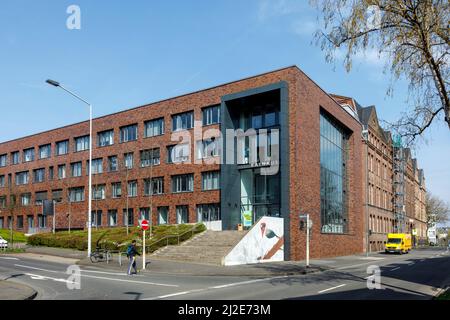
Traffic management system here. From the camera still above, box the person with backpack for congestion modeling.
[126,240,140,275]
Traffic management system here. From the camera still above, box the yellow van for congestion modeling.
[385,233,412,254]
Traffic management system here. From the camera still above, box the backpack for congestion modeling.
[126,244,133,257]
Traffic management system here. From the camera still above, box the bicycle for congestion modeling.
[90,247,112,263]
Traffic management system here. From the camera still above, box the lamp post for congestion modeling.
[46,79,93,258]
[362,126,370,257]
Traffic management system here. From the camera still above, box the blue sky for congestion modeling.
[1,0,449,203]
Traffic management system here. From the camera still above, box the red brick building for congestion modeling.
[0,66,365,260]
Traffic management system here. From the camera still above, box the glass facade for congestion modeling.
[320,111,348,234]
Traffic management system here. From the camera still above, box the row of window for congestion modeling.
[0,106,220,168]
[1,141,220,186]
[0,172,220,208]
[0,203,221,229]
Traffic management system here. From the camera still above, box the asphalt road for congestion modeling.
[0,248,449,300]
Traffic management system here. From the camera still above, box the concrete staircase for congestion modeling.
[151,230,247,265]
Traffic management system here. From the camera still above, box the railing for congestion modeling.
[145,223,205,252]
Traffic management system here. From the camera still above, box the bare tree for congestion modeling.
[426,192,450,228]
[311,0,449,145]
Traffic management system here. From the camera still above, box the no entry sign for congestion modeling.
[141,219,149,231]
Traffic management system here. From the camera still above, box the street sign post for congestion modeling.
[141,219,149,270]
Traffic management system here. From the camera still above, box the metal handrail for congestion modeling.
[144,223,204,252]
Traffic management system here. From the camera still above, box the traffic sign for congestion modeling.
[141,219,149,231]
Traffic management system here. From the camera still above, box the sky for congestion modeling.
[0,0,449,204]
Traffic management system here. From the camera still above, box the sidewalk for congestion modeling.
[0,280,37,300]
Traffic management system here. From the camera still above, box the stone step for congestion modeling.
[151,230,247,265]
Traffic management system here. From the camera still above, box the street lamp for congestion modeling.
[46,79,93,258]
[362,126,370,257]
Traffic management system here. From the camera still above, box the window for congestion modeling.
[21,193,31,206]
[33,168,46,183]
[124,153,134,169]
[58,164,66,179]
[120,124,138,142]
[197,139,219,159]
[11,151,20,165]
[23,148,35,162]
[0,175,4,187]
[98,130,114,147]
[139,208,150,221]
[0,217,3,228]
[202,105,220,125]
[88,158,103,175]
[69,187,85,202]
[172,111,194,131]
[123,208,134,226]
[91,210,102,227]
[140,148,160,167]
[108,210,117,227]
[16,216,24,229]
[0,154,7,167]
[197,204,221,222]
[202,171,220,190]
[74,135,90,152]
[108,156,118,172]
[127,180,137,197]
[172,174,194,193]
[56,140,69,155]
[49,166,54,180]
[38,215,47,228]
[71,162,82,177]
[144,118,164,137]
[39,144,51,159]
[35,191,48,206]
[320,111,348,234]
[27,215,34,229]
[167,144,190,163]
[176,205,189,224]
[158,207,169,225]
[16,171,29,185]
[93,185,106,200]
[112,182,122,198]
[144,177,164,195]
[0,196,6,208]
[52,189,63,203]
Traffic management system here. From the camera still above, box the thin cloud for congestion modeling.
[292,19,317,37]
[257,0,305,21]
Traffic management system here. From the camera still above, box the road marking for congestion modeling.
[407,262,415,266]
[318,284,347,294]
[390,267,401,271]
[15,263,177,287]
[80,269,127,276]
[210,276,289,289]
[15,264,59,273]
[0,257,19,260]
[75,273,179,287]
[143,276,290,300]
[26,273,72,284]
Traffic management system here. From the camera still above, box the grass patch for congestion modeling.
[0,229,27,243]
[436,289,450,300]
[27,223,206,253]
[0,248,26,254]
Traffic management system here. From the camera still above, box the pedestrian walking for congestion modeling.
[126,240,140,275]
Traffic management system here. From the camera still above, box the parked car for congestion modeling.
[0,236,8,249]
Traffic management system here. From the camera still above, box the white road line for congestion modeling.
[0,257,19,260]
[15,264,59,273]
[210,276,289,289]
[318,284,347,294]
[143,276,290,300]
[15,263,177,287]
[390,267,401,271]
[80,269,127,276]
[25,273,72,284]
